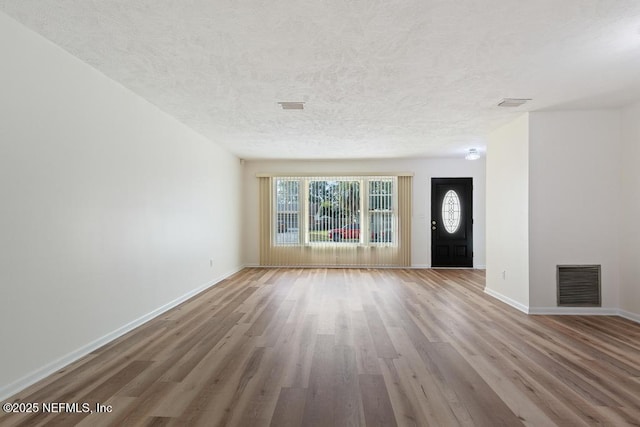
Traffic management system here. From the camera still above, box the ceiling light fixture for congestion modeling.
[465,148,480,160]
[278,101,305,110]
[498,98,531,107]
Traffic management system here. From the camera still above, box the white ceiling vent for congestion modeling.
[278,101,305,110]
[498,98,531,107]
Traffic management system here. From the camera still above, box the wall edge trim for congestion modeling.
[527,307,619,316]
[618,309,640,324]
[484,287,529,313]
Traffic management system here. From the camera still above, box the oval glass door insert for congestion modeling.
[442,190,461,233]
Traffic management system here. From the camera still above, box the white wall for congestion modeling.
[619,102,640,318]
[241,158,486,268]
[528,111,621,310]
[485,114,530,310]
[0,13,243,398]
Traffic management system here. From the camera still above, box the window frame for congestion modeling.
[367,178,397,246]
[273,178,302,246]
[272,176,398,247]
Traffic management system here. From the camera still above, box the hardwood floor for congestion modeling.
[2,268,639,426]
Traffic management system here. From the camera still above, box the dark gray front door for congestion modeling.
[431,178,473,267]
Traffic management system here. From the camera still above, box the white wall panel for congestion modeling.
[0,13,243,397]
[619,102,640,318]
[486,114,530,309]
[528,111,621,309]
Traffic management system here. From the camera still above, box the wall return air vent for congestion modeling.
[557,265,601,307]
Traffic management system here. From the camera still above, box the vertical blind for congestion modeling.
[258,174,412,267]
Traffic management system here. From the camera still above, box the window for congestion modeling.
[442,189,461,233]
[274,176,396,246]
[369,179,394,243]
[309,179,361,243]
[259,174,412,266]
[275,179,299,244]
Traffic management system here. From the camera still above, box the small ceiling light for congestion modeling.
[278,101,305,110]
[465,148,480,160]
[498,98,531,107]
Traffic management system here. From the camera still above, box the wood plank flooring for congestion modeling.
[1,268,639,426]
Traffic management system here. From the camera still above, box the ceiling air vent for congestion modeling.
[498,98,531,107]
[557,265,601,307]
[277,101,305,110]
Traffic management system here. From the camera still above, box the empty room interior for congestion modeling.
[1,1,640,426]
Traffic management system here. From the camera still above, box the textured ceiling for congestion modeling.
[1,1,640,159]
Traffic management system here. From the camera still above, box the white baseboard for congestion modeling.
[252,265,483,270]
[521,307,639,324]
[408,264,486,269]
[408,265,486,270]
[483,288,529,314]
[481,289,640,324]
[527,307,619,316]
[0,266,243,402]
[618,309,640,323]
